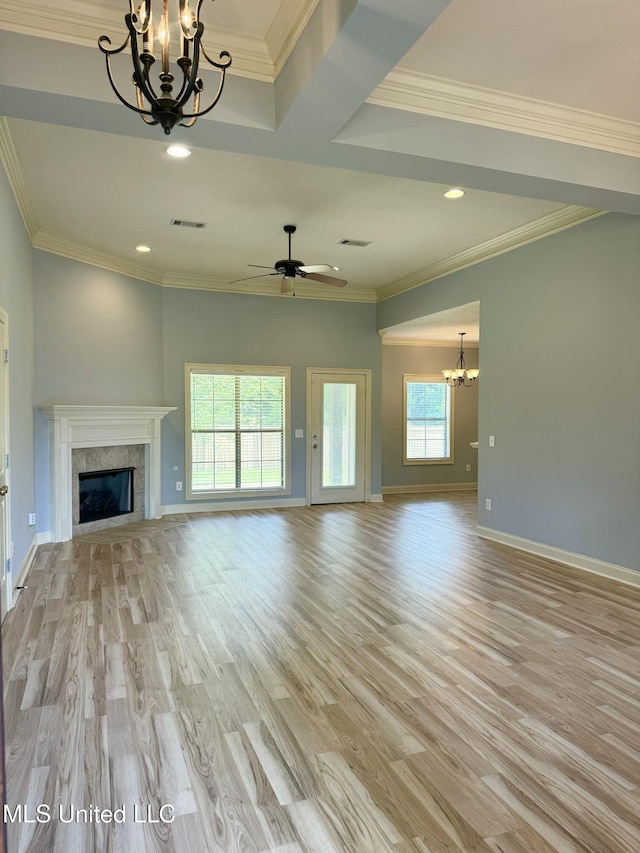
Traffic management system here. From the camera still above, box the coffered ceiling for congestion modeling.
[0,0,638,335]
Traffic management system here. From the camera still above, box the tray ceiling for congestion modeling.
[0,0,636,341]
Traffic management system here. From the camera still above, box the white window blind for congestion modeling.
[187,366,289,497]
[404,376,453,464]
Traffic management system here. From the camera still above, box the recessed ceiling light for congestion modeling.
[167,145,191,159]
[444,188,465,199]
[136,245,151,253]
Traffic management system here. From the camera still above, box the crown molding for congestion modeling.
[381,338,479,348]
[184,31,274,82]
[266,0,320,77]
[0,1,116,47]
[368,69,640,158]
[1,107,607,309]
[0,117,40,237]
[0,0,322,83]
[30,231,376,301]
[376,206,607,302]
[161,272,377,302]
[32,231,165,285]
[0,2,275,81]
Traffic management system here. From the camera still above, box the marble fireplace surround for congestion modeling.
[39,405,176,543]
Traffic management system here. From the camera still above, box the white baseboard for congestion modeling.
[476,525,640,589]
[162,497,307,515]
[7,534,40,611]
[368,494,384,503]
[382,482,478,495]
[14,535,38,588]
[36,531,52,545]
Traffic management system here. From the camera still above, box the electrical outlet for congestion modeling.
[295,429,304,438]
[485,498,492,511]
[466,464,471,472]
[489,435,495,447]
[176,481,183,491]
[28,512,36,526]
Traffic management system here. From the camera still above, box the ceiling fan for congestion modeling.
[232,225,347,294]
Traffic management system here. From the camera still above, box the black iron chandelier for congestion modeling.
[442,332,479,388]
[99,1,232,135]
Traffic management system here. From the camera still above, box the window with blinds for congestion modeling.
[186,365,290,498]
[403,375,454,464]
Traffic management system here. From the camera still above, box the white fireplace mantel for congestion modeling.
[39,405,176,542]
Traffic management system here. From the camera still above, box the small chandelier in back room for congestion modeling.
[443,332,479,388]
[99,1,232,135]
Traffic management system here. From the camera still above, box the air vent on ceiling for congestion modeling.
[171,219,207,229]
[339,238,371,247]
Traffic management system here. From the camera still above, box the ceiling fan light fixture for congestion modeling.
[231,225,348,291]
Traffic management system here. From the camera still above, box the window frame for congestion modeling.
[185,363,291,500]
[403,373,455,466]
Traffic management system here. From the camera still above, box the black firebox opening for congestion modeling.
[79,467,135,524]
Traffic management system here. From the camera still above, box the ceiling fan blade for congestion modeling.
[247,264,276,270]
[280,277,296,294]
[298,264,339,274]
[302,272,347,288]
[230,272,279,284]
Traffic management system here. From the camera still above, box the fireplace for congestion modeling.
[72,444,145,535]
[79,466,135,524]
[39,405,176,543]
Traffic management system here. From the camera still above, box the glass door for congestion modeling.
[309,372,366,504]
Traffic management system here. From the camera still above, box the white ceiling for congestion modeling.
[399,0,640,122]
[381,303,480,345]
[8,117,567,295]
[1,0,637,340]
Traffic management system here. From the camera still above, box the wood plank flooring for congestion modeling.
[3,492,640,852]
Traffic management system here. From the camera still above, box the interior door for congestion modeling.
[0,316,7,614]
[309,372,367,504]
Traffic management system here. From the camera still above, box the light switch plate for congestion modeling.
[295,429,304,438]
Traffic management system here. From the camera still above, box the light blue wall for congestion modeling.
[33,252,164,405]
[160,287,381,506]
[32,252,165,533]
[30,255,382,525]
[27,210,640,572]
[378,212,640,572]
[382,344,478,489]
[0,166,35,581]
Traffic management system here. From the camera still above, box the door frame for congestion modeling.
[305,367,372,506]
[0,306,10,615]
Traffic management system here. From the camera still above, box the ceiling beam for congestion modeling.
[0,24,638,215]
[334,105,640,215]
[275,0,453,136]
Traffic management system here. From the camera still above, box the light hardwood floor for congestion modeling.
[3,492,640,852]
